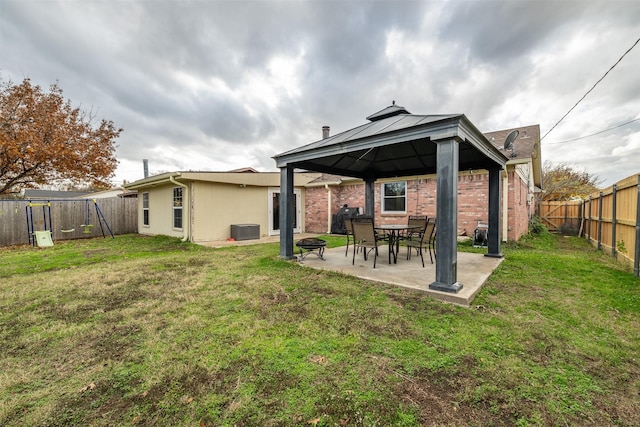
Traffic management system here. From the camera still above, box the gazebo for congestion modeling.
[273,104,509,293]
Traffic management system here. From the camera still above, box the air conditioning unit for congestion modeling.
[230,224,260,241]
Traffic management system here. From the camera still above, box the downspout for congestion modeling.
[169,175,190,242]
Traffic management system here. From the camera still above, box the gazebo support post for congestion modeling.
[279,165,295,259]
[485,168,503,258]
[429,138,463,293]
[364,179,375,217]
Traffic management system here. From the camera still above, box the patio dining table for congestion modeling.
[375,224,422,264]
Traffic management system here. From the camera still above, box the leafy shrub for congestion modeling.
[528,215,547,235]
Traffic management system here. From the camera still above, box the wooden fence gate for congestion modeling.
[538,200,584,234]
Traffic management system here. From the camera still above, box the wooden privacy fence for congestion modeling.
[538,173,640,277]
[0,197,138,247]
[538,200,584,234]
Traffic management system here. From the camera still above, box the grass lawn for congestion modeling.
[1,231,638,426]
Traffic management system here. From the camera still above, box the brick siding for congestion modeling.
[506,170,533,240]
[304,186,329,233]
[304,170,533,241]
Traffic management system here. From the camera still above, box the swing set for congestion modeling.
[26,198,114,247]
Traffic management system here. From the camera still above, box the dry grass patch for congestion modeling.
[1,233,639,426]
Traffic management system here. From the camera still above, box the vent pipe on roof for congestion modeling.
[322,126,330,139]
[143,159,149,178]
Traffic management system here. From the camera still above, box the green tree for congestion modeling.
[542,161,602,201]
[0,77,122,195]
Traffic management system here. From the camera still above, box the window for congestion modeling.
[382,181,406,213]
[173,187,183,229]
[142,192,149,226]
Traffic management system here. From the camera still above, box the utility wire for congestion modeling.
[540,37,640,142]
[544,117,640,145]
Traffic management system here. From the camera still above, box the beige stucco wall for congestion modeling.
[133,174,311,242]
[191,182,308,242]
[137,183,186,239]
[191,181,271,242]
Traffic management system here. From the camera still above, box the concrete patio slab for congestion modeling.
[296,244,503,306]
[199,234,502,306]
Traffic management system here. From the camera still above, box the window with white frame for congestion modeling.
[172,187,183,229]
[142,192,149,226]
[381,181,406,213]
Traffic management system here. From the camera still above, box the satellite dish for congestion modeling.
[503,130,519,157]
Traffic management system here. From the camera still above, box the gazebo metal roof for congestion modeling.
[274,111,507,179]
[273,105,509,294]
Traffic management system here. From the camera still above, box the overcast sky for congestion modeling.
[1,0,639,187]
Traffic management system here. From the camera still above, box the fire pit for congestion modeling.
[295,238,326,261]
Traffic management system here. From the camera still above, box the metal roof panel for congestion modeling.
[274,110,508,179]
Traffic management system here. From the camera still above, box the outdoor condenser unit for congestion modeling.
[230,224,260,241]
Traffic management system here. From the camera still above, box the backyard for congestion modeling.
[0,230,638,426]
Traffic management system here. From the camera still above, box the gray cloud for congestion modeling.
[1,0,639,187]
[439,1,577,63]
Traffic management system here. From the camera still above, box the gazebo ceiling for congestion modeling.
[274,110,508,180]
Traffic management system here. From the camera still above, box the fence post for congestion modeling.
[634,175,640,278]
[586,196,592,242]
[597,192,603,250]
[579,200,584,237]
[612,184,617,258]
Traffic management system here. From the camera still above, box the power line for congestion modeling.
[544,117,640,145]
[540,37,640,142]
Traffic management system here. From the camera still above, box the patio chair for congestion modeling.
[344,217,356,256]
[428,219,436,262]
[406,215,428,242]
[408,215,428,225]
[353,216,388,243]
[351,218,380,268]
[405,220,436,267]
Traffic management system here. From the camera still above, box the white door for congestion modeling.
[268,188,302,236]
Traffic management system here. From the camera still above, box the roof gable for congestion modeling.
[483,124,542,187]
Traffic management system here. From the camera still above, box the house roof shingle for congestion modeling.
[484,124,540,162]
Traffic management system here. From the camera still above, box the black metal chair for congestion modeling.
[405,220,436,267]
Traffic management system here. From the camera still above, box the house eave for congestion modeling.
[124,171,322,190]
[124,172,182,190]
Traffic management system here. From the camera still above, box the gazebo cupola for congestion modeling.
[365,101,410,122]
[367,101,411,122]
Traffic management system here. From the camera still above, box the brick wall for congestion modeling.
[457,173,489,236]
[304,186,329,233]
[506,170,532,240]
[304,170,532,241]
